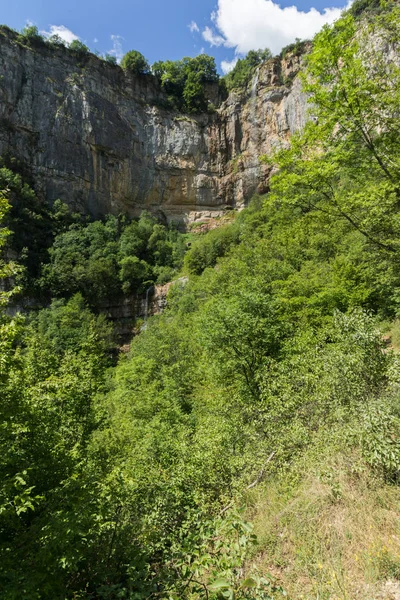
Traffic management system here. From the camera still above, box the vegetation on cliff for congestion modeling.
[1,4,400,599]
[121,50,150,75]
[152,54,220,112]
[0,161,187,307]
[223,49,273,91]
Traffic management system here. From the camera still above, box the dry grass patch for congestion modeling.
[246,454,400,599]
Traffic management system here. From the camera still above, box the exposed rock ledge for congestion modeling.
[0,28,310,223]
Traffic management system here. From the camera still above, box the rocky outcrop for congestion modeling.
[0,28,310,223]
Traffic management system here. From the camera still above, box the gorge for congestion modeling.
[2,4,400,598]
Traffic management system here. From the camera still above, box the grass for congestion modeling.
[388,320,400,352]
[245,446,400,599]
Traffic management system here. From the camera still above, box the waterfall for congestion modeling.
[143,285,153,329]
[251,66,260,148]
[251,66,260,100]
[144,286,153,322]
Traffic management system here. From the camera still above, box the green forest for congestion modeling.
[1,4,400,600]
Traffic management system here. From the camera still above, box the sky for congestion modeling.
[1,0,349,73]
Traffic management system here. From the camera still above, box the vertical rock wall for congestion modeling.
[0,28,310,222]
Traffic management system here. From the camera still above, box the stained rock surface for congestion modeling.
[0,28,310,222]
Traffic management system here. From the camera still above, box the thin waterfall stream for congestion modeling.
[143,285,154,329]
[251,66,260,147]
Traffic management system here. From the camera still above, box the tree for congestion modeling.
[69,39,90,56]
[0,190,22,306]
[19,24,45,46]
[104,53,117,65]
[152,55,219,112]
[224,48,272,91]
[189,54,219,83]
[349,0,393,19]
[121,50,150,74]
[183,70,205,112]
[47,33,65,47]
[263,8,400,253]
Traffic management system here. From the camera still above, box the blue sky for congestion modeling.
[2,0,348,73]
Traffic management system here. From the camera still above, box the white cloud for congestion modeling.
[202,25,226,47]
[41,24,79,45]
[108,34,124,63]
[188,21,200,33]
[93,37,99,43]
[204,0,348,56]
[221,57,238,74]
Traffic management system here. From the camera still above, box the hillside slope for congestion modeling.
[0,5,400,600]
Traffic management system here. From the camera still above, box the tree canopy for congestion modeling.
[121,49,150,74]
[223,48,272,91]
[263,8,400,255]
[152,54,219,112]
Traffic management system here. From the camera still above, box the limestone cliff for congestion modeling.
[0,27,310,222]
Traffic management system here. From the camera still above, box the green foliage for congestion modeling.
[34,293,114,355]
[280,37,309,59]
[0,205,112,597]
[69,39,90,57]
[0,162,55,289]
[0,190,22,306]
[166,509,284,599]
[349,0,394,19]
[121,49,150,74]
[0,163,187,305]
[19,24,46,46]
[184,221,240,275]
[2,6,400,598]
[40,211,186,304]
[224,49,272,92]
[103,53,117,65]
[152,54,218,112]
[46,33,65,47]
[263,8,400,279]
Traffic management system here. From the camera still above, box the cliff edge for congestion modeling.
[0,28,309,222]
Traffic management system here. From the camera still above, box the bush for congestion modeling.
[47,34,65,47]
[349,0,387,18]
[184,222,240,275]
[121,50,150,75]
[224,48,272,91]
[38,211,187,305]
[152,54,218,113]
[280,38,309,59]
[34,293,114,355]
[103,53,117,65]
[69,39,90,57]
[19,25,45,46]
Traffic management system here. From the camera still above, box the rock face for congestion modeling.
[0,28,310,222]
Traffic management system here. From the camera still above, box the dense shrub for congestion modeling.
[2,6,400,598]
[152,54,218,112]
[103,53,117,65]
[280,37,309,58]
[69,39,90,57]
[349,0,389,18]
[39,212,186,304]
[224,48,272,91]
[46,33,65,47]
[121,49,150,74]
[184,221,240,275]
[19,24,46,46]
